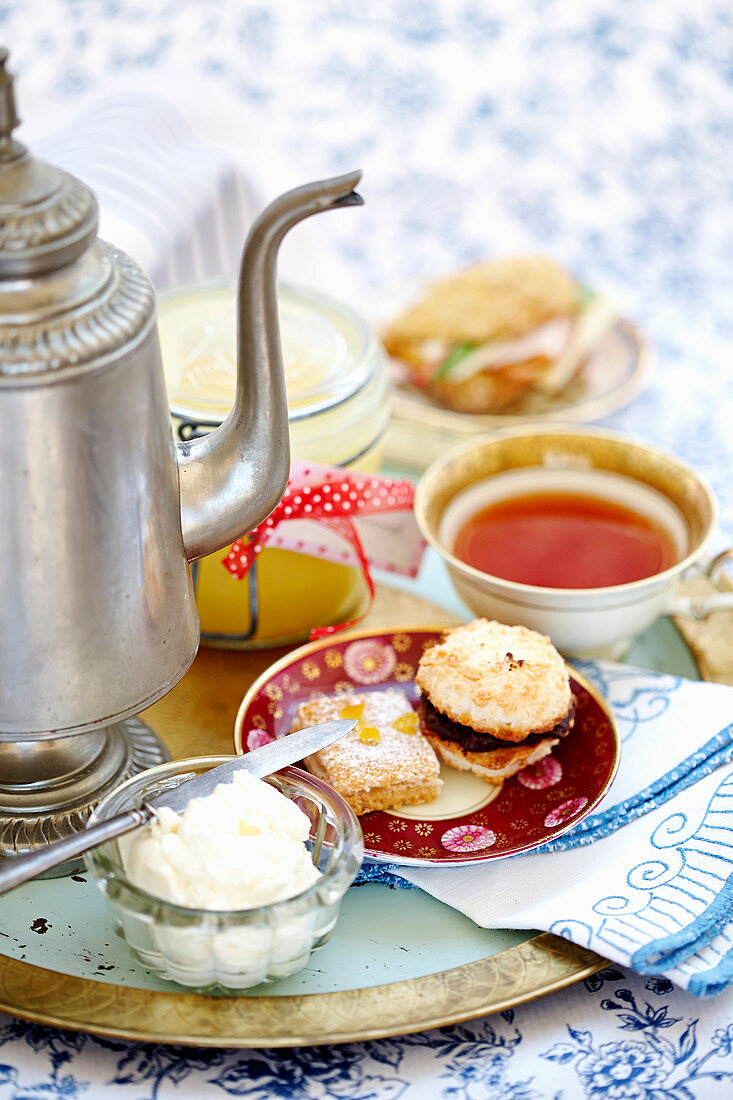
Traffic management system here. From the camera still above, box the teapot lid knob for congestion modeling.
[0,47,21,154]
[0,47,98,277]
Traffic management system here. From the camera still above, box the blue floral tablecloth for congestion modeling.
[2,1,733,1096]
[1,970,733,1099]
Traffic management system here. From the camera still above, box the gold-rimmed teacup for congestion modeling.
[414,427,733,659]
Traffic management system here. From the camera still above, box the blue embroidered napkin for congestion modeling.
[360,662,733,997]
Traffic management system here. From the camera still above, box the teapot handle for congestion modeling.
[176,171,363,562]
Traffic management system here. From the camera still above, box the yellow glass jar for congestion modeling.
[158,282,390,647]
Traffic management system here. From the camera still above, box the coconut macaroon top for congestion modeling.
[415,619,572,742]
[382,256,578,347]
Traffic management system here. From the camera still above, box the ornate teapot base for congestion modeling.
[0,718,169,877]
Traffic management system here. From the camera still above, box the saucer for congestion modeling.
[234,627,620,867]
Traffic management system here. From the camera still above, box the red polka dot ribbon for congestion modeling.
[222,463,415,639]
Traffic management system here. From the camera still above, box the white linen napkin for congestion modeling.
[33,92,261,291]
[33,92,349,298]
[394,662,733,997]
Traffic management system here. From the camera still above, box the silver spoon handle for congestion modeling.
[0,806,152,895]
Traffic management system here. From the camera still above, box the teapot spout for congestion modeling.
[176,171,363,562]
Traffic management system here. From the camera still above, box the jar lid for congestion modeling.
[0,50,98,277]
[158,281,373,426]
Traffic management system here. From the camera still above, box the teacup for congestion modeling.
[414,427,733,658]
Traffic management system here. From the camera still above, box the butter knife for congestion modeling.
[0,719,355,895]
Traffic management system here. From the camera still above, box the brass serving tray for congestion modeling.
[0,584,617,1046]
[0,934,602,1047]
[2,570,725,1047]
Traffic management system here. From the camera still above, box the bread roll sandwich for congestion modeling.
[383,256,616,413]
[415,619,575,785]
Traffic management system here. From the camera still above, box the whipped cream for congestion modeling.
[120,770,321,910]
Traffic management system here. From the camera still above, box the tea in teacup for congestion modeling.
[442,467,687,591]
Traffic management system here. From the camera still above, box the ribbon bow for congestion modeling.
[222,463,415,638]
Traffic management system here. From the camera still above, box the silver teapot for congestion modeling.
[0,50,362,861]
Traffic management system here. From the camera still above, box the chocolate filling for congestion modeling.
[418,695,576,753]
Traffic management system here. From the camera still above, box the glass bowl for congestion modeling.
[84,757,363,993]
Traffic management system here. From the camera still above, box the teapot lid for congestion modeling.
[0,48,98,277]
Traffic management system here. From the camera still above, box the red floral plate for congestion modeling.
[234,626,620,867]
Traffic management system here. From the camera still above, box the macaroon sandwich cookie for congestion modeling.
[291,688,442,815]
[415,619,575,785]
